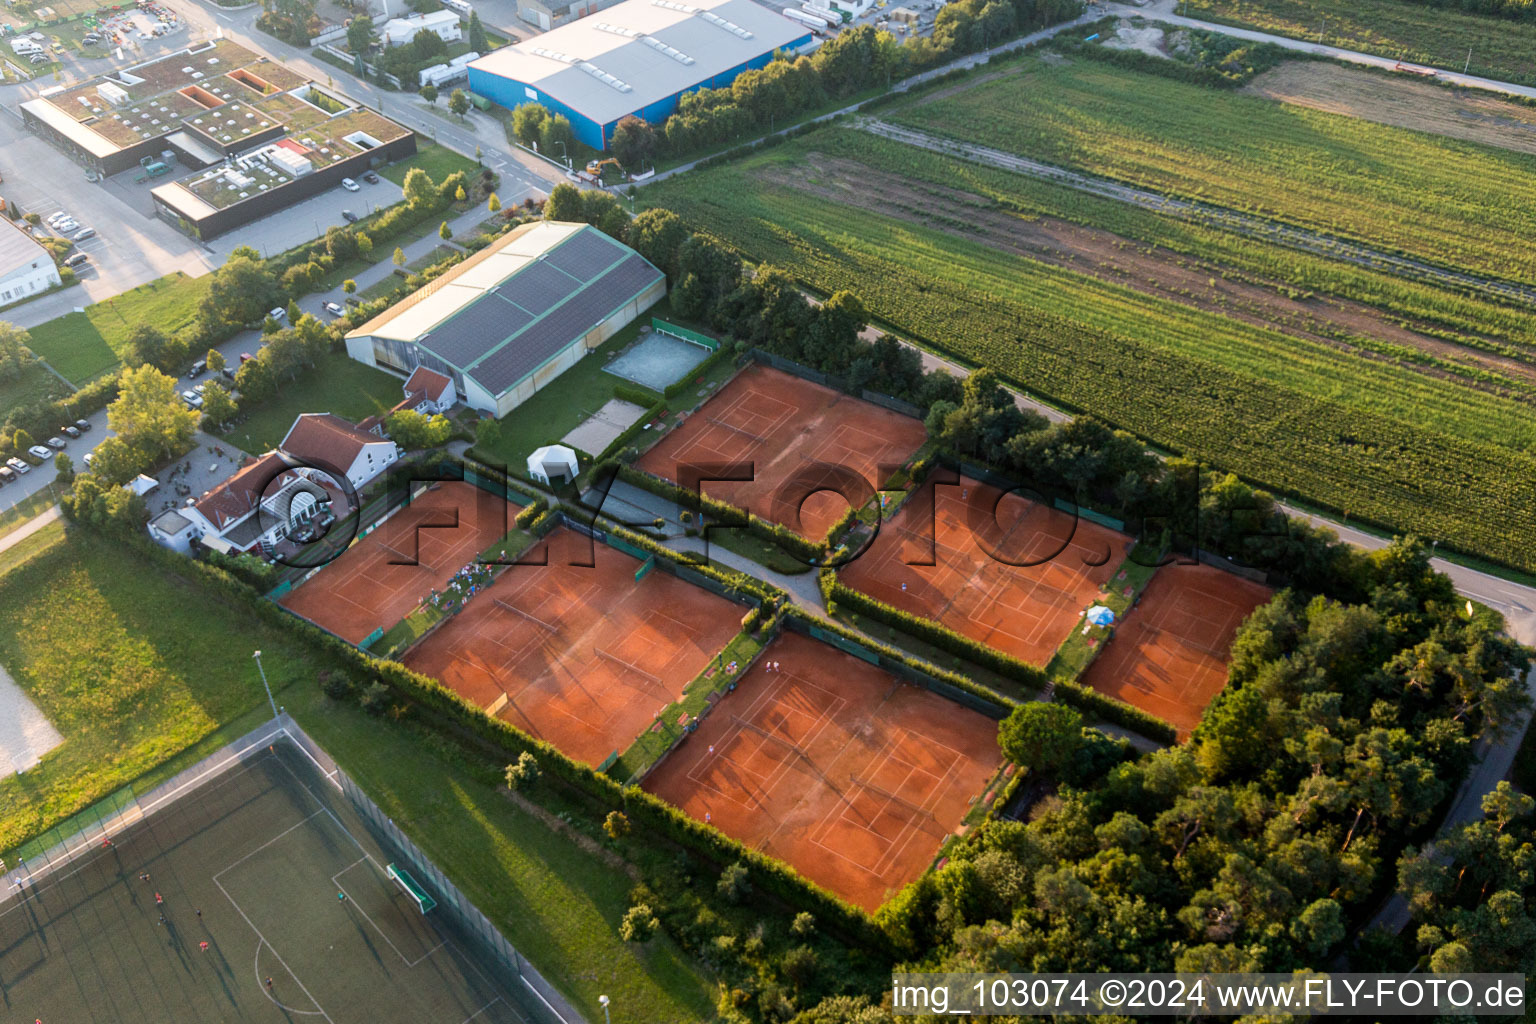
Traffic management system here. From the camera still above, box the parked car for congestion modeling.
[60,425,80,438]
[45,436,66,450]
[74,418,91,432]
[362,171,380,185]
[188,359,206,378]
[56,219,78,233]
[267,307,286,321]
[64,253,89,268]
[0,466,13,484]
[341,209,358,223]
[72,227,95,241]
[192,382,207,396]
[340,177,360,192]
[83,452,95,468]
[323,301,345,316]
[28,445,53,460]
[5,457,27,475]
[46,212,70,227]
[181,390,203,409]
[221,367,236,381]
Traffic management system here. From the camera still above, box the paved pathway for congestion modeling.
[0,505,61,555]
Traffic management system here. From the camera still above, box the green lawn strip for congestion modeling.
[1187,0,1536,86]
[286,688,719,1023]
[374,526,539,660]
[609,628,763,784]
[23,272,210,384]
[0,518,63,587]
[217,349,404,452]
[380,139,480,186]
[701,525,815,575]
[0,484,65,537]
[0,528,318,856]
[0,358,70,421]
[827,604,1037,703]
[1044,541,1161,682]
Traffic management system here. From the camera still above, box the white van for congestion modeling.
[443,0,473,15]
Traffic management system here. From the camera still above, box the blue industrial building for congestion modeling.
[467,0,812,152]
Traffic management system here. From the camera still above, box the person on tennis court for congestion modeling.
[155,892,163,905]
[337,891,347,902]
[199,941,210,952]
[266,977,274,990]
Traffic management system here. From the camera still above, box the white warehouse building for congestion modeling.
[0,218,62,308]
[345,221,666,419]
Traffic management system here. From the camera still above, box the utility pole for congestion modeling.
[1465,46,1472,74]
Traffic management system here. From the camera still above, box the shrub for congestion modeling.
[504,750,540,790]
[790,911,816,938]
[604,810,631,840]
[717,860,752,903]
[319,670,353,701]
[612,382,659,407]
[780,945,819,989]
[359,681,390,714]
[619,903,659,942]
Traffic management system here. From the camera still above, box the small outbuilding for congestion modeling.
[527,444,579,486]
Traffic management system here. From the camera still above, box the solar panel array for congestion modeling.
[417,228,664,398]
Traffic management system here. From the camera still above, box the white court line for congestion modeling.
[252,940,327,1016]
[213,874,336,1024]
[460,998,504,1023]
[212,809,326,881]
[331,859,448,969]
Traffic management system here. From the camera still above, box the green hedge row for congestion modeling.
[513,498,547,530]
[611,382,660,408]
[784,603,1011,718]
[583,511,786,606]
[598,400,666,462]
[821,570,1177,742]
[614,464,826,564]
[663,343,737,401]
[87,517,885,950]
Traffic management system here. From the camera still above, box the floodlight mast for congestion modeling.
[253,649,279,719]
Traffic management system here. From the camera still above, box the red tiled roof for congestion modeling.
[403,366,452,404]
[193,452,294,531]
[279,413,380,472]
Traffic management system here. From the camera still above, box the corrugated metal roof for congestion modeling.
[467,0,809,126]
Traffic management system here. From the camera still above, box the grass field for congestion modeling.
[0,527,315,857]
[22,272,211,384]
[381,139,481,187]
[641,69,1536,571]
[1186,0,1536,85]
[218,349,404,452]
[0,357,69,420]
[889,57,1536,289]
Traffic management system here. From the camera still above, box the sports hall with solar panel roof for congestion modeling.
[344,221,666,417]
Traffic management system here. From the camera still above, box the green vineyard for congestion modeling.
[642,125,1536,571]
[889,58,1536,289]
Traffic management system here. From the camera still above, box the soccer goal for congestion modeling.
[387,863,437,914]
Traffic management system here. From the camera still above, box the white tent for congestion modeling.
[128,473,159,496]
[527,444,579,486]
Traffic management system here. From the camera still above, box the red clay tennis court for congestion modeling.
[643,630,1001,910]
[840,476,1133,664]
[636,364,928,540]
[404,528,743,766]
[1080,562,1273,738]
[280,480,517,644]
